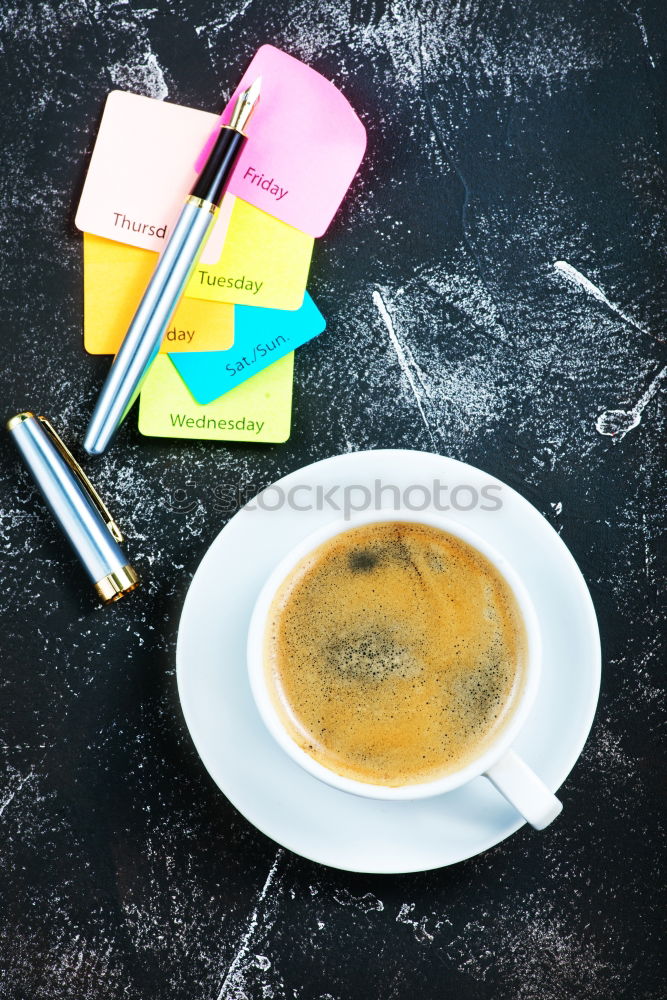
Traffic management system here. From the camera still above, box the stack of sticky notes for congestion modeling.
[75,45,366,443]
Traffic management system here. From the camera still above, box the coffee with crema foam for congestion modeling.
[264,522,528,786]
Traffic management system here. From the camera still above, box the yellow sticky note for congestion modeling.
[83,234,234,354]
[185,197,314,310]
[138,354,293,443]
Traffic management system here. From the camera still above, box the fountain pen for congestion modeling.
[83,77,262,455]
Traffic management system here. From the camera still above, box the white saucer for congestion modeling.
[176,450,601,874]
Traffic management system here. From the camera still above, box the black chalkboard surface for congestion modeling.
[0,2,664,997]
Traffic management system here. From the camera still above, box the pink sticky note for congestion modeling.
[75,90,232,266]
[196,46,367,237]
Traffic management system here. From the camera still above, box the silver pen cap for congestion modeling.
[7,412,139,604]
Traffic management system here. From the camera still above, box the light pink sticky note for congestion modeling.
[196,45,367,237]
[75,90,232,266]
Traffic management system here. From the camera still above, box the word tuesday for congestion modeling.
[242,167,288,201]
[196,271,263,295]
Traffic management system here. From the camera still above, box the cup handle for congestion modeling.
[484,749,563,830]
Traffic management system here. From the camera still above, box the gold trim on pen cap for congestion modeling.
[95,564,140,604]
[33,414,125,543]
[7,411,35,431]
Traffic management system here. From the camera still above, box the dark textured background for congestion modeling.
[1,2,665,997]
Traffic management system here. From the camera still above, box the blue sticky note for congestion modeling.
[169,292,326,404]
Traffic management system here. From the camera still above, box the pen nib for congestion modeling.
[229,76,262,131]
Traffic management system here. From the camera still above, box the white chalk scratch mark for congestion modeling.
[595,365,665,439]
[109,50,168,99]
[195,0,254,37]
[553,260,650,336]
[372,288,437,446]
[0,768,36,819]
[332,888,384,914]
[214,849,283,1000]
[633,9,656,68]
[642,512,654,585]
[396,902,435,943]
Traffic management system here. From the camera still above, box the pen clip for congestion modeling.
[37,416,124,543]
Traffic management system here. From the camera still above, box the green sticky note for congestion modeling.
[138,354,293,443]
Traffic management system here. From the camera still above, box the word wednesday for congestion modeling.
[169,413,265,434]
[242,166,288,201]
[113,212,166,237]
[196,271,263,295]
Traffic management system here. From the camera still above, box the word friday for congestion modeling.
[226,335,288,375]
[242,167,288,201]
[113,212,166,237]
[169,413,265,434]
[196,271,263,295]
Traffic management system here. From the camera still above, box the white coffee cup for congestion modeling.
[247,510,562,830]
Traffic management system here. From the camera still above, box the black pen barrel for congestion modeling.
[190,127,246,206]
